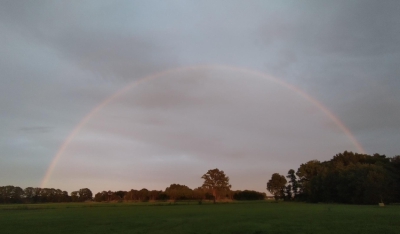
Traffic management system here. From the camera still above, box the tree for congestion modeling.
[71,191,79,202]
[149,190,163,201]
[165,184,193,200]
[284,184,292,201]
[286,169,298,198]
[114,191,127,200]
[94,191,109,202]
[78,188,93,202]
[138,188,149,201]
[335,163,393,204]
[201,168,231,203]
[267,173,287,200]
[32,187,42,203]
[289,151,399,204]
[0,186,24,203]
[124,189,139,201]
[296,160,324,198]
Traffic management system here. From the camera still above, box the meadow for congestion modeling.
[1,201,399,234]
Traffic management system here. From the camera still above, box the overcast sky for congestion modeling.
[1,0,399,193]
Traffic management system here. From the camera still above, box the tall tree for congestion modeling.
[201,168,231,203]
[267,173,287,200]
[284,184,292,201]
[286,169,298,198]
[296,160,324,199]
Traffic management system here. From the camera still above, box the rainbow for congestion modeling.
[40,65,365,188]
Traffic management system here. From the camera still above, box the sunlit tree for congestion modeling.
[201,168,231,203]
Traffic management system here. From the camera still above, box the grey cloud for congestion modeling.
[255,1,400,158]
[1,1,399,192]
[314,1,400,57]
[19,126,53,133]
[0,1,174,82]
[48,68,359,192]
[50,31,173,82]
[259,1,400,57]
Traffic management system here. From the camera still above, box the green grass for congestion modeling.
[1,201,399,234]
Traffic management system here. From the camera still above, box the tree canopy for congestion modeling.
[267,173,287,200]
[268,151,400,204]
[201,168,231,203]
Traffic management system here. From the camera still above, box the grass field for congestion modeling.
[1,201,399,234]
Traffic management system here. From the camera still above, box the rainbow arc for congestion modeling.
[40,65,365,188]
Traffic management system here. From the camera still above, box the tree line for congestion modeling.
[267,151,400,204]
[0,187,92,203]
[1,169,265,204]
[3,152,399,205]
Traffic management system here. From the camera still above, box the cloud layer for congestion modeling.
[1,0,399,193]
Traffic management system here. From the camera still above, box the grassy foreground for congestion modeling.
[1,201,399,234]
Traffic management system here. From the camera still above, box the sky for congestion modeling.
[1,0,399,194]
